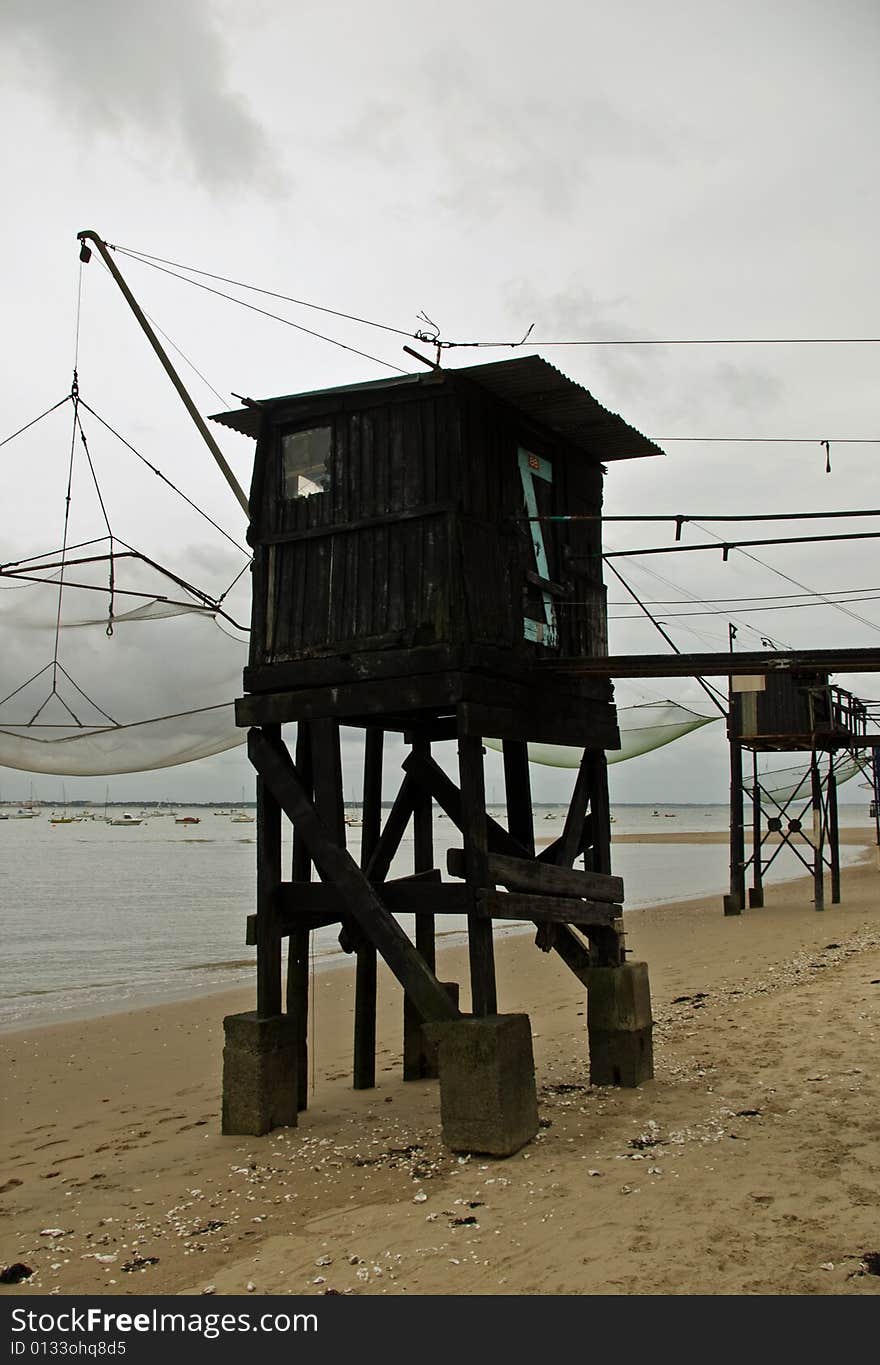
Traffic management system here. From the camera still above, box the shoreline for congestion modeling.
[3,833,880,1296]
[3,826,874,1037]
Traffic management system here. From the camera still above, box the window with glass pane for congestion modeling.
[282,426,331,499]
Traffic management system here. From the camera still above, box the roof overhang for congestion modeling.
[210,355,664,462]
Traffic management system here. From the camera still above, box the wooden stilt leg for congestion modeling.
[828,757,840,905]
[502,739,535,856]
[404,732,436,1079]
[288,721,313,1109]
[307,719,348,1094]
[585,750,612,876]
[811,750,825,911]
[310,718,347,844]
[354,728,383,1089]
[726,739,745,915]
[458,726,496,1017]
[504,737,557,951]
[256,724,282,1019]
[750,753,764,908]
[582,750,620,965]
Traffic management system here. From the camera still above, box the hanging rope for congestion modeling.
[76,398,250,557]
[73,407,117,634]
[50,372,80,708]
[0,395,72,451]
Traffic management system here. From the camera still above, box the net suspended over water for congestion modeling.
[0,542,251,776]
[477,702,718,769]
[0,556,720,782]
[748,754,869,806]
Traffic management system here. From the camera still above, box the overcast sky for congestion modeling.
[1,0,878,805]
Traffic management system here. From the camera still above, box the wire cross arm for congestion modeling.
[589,530,880,562]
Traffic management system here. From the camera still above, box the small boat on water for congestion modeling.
[175,815,200,825]
[109,812,142,826]
[229,813,254,823]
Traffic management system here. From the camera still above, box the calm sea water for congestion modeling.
[0,803,870,1031]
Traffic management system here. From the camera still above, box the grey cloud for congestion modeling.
[0,0,283,195]
[500,279,665,404]
[331,42,672,223]
[501,279,785,431]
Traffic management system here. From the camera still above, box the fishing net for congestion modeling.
[0,704,242,776]
[0,548,250,776]
[749,754,868,805]
[484,700,718,768]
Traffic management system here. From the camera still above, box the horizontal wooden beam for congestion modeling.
[257,502,456,547]
[547,647,880,679]
[243,642,613,701]
[447,848,623,904]
[277,878,467,916]
[237,673,464,727]
[479,890,622,927]
[246,910,338,946]
[457,700,620,749]
[247,886,620,941]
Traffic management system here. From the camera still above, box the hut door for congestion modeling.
[518,447,559,648]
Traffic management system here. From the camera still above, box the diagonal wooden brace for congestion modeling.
[248,727,460,1024]
[403,746,598,982]
[403,749,527,858]
[365,773,418,882]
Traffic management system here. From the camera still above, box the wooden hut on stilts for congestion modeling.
[213,356,662,1152]
[726,672,868,914]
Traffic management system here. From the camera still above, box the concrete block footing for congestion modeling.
[586,961,654,1088]
[426,1013,539,1157]
[221,1011,298,1136]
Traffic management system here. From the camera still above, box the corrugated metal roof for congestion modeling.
[210,355,664,462]
[455,357,663,461]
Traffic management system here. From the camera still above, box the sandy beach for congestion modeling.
[3,829,880,1298]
